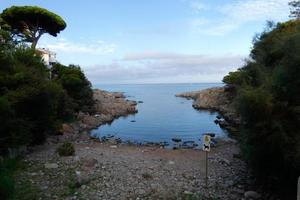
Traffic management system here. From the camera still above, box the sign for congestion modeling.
[202,134,211,152]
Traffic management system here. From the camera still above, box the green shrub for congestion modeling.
[0,158,20,200]
[0,28,94,150]
[56,142,75,156]
[224,19,300,197]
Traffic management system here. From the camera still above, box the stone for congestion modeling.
[244,191,261,199]
[168,161,175,165]
[110,145,118,148]
[83,158,98,169]
[75,171,90,186]
[172,138,182,143]
[183,191,193,195]
[219,158,231,166]
[60,123,73,134]
[44,163,58,169]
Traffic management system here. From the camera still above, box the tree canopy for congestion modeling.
[1,6,66,49]
[223,19,300,198]
[289,1,300,18]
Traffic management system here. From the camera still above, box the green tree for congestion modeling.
[51,63,95,113]
[1,6,66,49]
[223,19,300,198]
[289,1,300,18]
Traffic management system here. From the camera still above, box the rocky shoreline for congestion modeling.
[15,137,259,200]
[176,86,240,134]
[54,89,138,143]
[12,87,268,200]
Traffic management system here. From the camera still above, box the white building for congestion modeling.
[36,48,57,68]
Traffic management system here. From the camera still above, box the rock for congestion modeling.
[83,158,98,169]
[181,141,198,149]
[44,163,58,169]
[130,120,136,122]
[168,161,175,165]
[75,171,90,186]
[233,153,242,159]
[219,158,231,166]
[204,133,216,137]
[74,156,80,161]
[172,138,182,143]
[110,145,118,148]
[232,188,244,195]
[183,191,193,195]
[176,87,240,126]
[138,101,144,103]
[244,191,261,199]
[60,123,74,134]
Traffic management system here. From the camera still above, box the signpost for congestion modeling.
[202,134,211,188]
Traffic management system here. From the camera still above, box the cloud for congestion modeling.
[190,0,290,36]
[85,52,245,84]
[39,38,117,55]
[190,0,210,12]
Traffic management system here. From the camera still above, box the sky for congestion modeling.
[0,0,291,84]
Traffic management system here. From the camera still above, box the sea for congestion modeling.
[91,83,227,148]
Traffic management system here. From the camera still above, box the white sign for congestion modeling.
[202,135,211,152]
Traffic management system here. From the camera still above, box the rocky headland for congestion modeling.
[54,89,138,143]
[176,86,240,134]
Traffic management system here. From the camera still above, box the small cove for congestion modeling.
[91,83,228,148]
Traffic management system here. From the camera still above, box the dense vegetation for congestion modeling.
[0,30,94,151]
[0,8,93,198]
[223,19,300,195]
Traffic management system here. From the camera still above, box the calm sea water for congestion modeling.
[91,83,227,147]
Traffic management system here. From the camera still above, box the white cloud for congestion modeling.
[85,52,246,84]
[39,38,117,55]
[190,0,209,12]
[191,0,291,36]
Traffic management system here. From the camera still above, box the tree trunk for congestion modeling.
[31,38,38,49]
[31,32,43,49]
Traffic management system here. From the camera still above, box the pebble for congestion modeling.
[244,191,261,199]
[44,163,58,169]
[168,160,175,165]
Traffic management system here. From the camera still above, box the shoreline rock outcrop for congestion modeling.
[57,89,137,141]
[176,86,240,133]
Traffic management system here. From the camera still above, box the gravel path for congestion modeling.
[15,139,253,200]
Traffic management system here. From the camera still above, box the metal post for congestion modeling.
[205,151,208,188]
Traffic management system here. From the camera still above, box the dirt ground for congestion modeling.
[15,138,253,200]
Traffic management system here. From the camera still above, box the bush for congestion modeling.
[56,142,75,156]
[224,19,300,197]
[0,30,94,150]
[51,63,95,113]
[0,158,19,200]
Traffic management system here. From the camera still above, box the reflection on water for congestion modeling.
[91,83,227,148]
